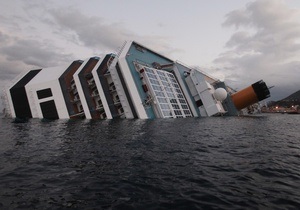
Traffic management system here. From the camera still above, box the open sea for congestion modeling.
[0,114,300,210]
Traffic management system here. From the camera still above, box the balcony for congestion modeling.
[96,104,104,110]
[113,99,121,105]
[85,73,93,79]
[109,85,116,92]
[104,70,111,76]
[71,96,80,103]
[72,89,78,94]
[70,112,85,118]
[91,92,99,97]
[87,78,95,86]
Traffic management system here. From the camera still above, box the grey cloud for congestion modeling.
[0,59,29,112]
[222,9,251,29]
[215,0,300,100]
[49,9,132,51]
[225,31,251,48]
[0,30,76,99]
[0,3,175,93]
[0,60,26,81]
[0,13,25,33]
[0,31,10,43]
[47,8,176,55]
[1,39,74,67]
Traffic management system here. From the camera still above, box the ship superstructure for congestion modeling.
[4,41,270,119]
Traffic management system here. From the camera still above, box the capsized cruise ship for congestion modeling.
[3,41,270,120]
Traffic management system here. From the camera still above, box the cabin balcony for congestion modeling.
[96,104,104,110]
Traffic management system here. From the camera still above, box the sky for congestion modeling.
[1,0,300,111]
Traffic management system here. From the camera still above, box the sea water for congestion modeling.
[0,114,299,209]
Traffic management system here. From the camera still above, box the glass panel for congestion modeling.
[143,67,192,118]
[157,97,168,103]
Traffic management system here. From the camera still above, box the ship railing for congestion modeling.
[113,99,121,105]
[70,83,76,89]
[91,92,99,97]
[88,82,96,88]
[70,112,85,118]
[71,96,80,103]
[96,105,104,110]
[72,89,78,94]
[175,60,219,82]
[109,85,116,92]
[87,78,95,85]
[106,41,128,70]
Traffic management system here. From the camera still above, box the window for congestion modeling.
[40,100,58,119]
[37,88,52,99]
[142,66,192,118]
[78,105,83,112]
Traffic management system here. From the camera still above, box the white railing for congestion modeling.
[71,83,76,89]
[96,104,103,110]
[175,60,219,82]
[88,81,95,87]
[109,85,116,92]
[91,92,99,97]
[72,96,80,102]
[106,41,128,70]
[87,78,94,85]
[113,99,121,105]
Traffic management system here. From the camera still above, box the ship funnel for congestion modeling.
[231,80,270,110]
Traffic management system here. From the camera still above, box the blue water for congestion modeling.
[0,114,300,210]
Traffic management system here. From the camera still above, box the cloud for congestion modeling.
[0,59,26,81]
[47,8,176,56]
[0,3,178,111]
[215,0,300,100]
[0,3,175,83]
[0,30,10,43]
[49,9,127,50]
[1,38,74,67]
[0,29,75,100]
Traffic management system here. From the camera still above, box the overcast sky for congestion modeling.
[1,0,300,111]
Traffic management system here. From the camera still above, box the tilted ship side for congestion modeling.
[3,41,270,120]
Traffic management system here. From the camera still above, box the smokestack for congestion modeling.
[231,80,270,110]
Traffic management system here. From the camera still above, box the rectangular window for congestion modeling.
[37,88,53,99]
[140,66,193,118]
[40,100,58,119]
[157,97,168,103]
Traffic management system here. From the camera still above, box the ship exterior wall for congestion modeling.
[6,40,262,119]
[173,63,200,117]
[115,62,139,118]
[120,41,175,119]
[73,58,93,119]
[9,69,42,118]
[77,57,100,119]
[26,65,70,119]
[59,60,83,117]
[109,62,134,119]
[92,55,113,119]
[93,66,115,118]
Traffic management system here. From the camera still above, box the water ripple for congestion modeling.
[0,115,300,209]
